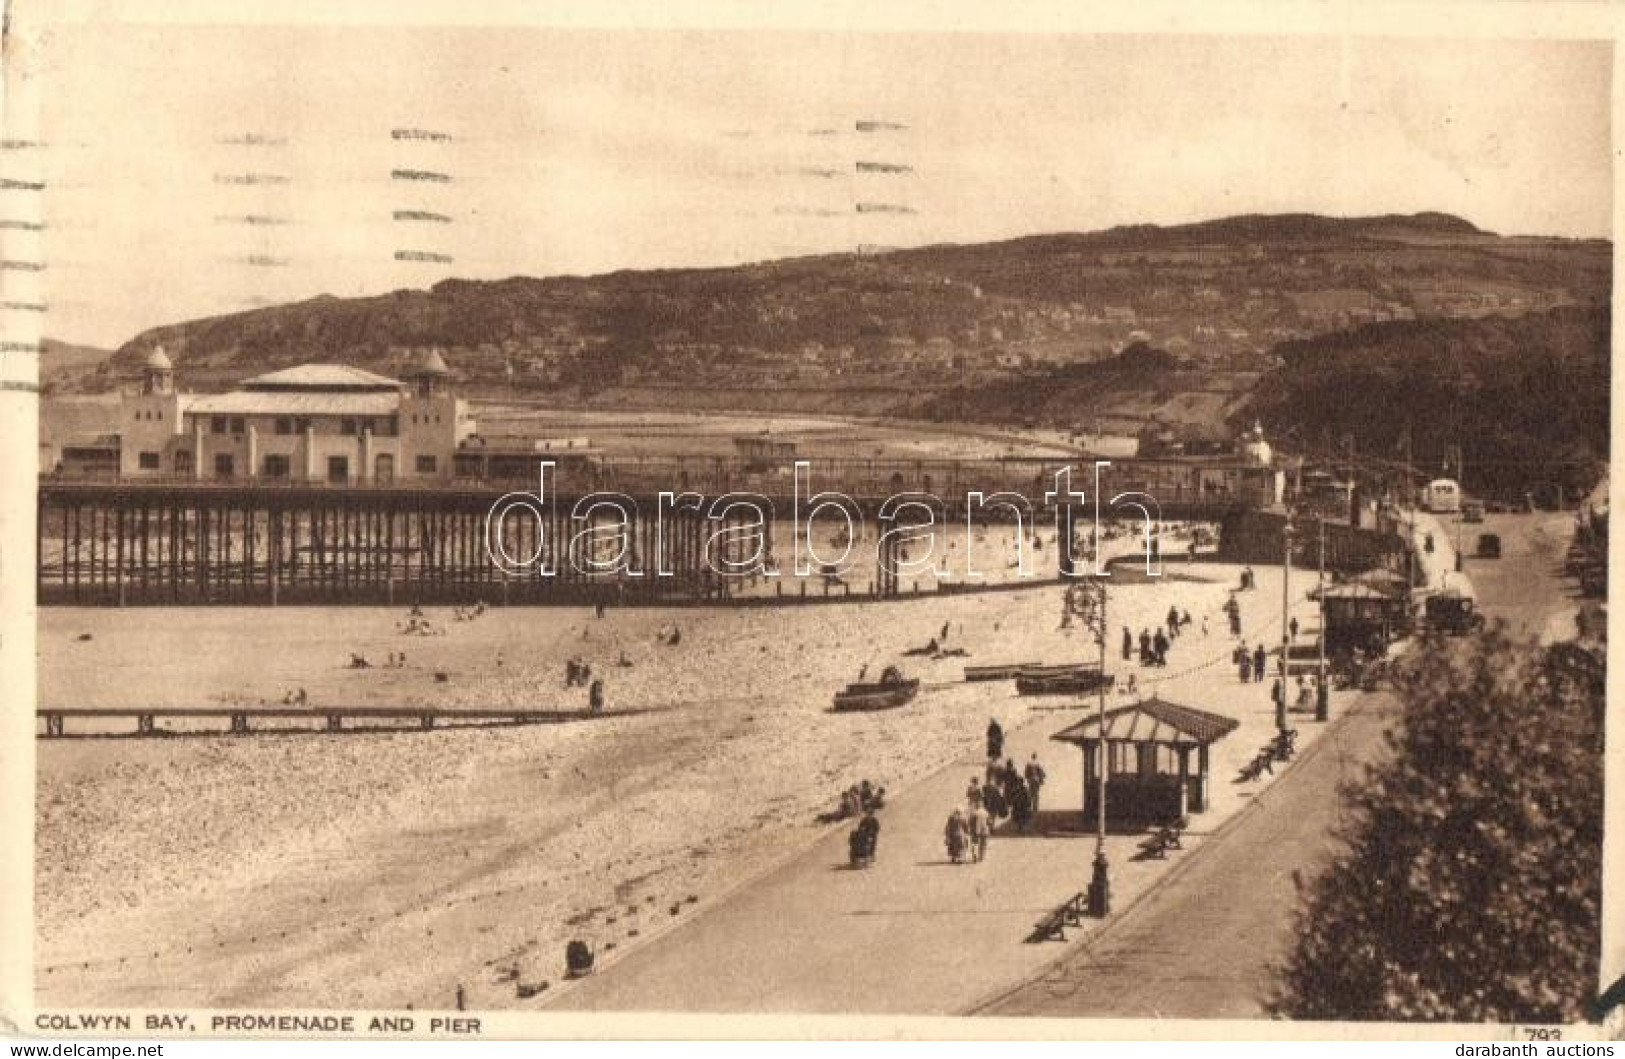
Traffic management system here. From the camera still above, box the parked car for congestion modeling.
[1424,592,1486,635]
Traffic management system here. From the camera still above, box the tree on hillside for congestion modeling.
[1269,623,1604,1022]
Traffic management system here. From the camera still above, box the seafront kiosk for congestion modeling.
[1052,696,1240,827]
[1320,581,1410,652]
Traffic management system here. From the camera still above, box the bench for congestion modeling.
[1137,824,1184,860]
[1027,891,1087,943]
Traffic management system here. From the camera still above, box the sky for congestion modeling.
[1,23,1613,348]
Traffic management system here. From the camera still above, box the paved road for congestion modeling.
[1455,511,1583,642]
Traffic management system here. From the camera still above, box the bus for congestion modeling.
[1422,478,1462,514]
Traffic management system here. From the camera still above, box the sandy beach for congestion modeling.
[37,559,1309,1010]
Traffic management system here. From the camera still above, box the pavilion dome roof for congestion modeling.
[239,363,404,392]
[410,348,451,376]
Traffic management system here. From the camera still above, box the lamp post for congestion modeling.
[1065,579,1111,918]
[1279,515,1293,733]
[1316,515,1329,721]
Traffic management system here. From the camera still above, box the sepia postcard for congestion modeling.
[0,0,1619,1043]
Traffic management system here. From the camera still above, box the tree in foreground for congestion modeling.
[1269,621,1604,1021]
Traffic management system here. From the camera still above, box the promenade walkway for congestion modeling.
[548,564,1341,1015]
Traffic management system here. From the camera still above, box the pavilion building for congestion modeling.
[115,347,475,484]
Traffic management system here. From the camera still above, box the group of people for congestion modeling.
[562,658,606,712]
[944,723,1050,864]
[836,782,886,866]
[1120,608,1193,670]
[1271,674,1323,714]
[1234,641,1270,683]
[452,601,488,622]
[398,605,445,637]
[825,779,888,824]
[564,657,593,687]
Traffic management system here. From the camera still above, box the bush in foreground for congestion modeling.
[1269,623,1604,1021]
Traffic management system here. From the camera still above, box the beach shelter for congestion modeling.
[1321,581,1410,651]
[1052,696,1240,827]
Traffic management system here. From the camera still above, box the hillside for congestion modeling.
[77,212,1608,413]
[38,338,115,394]
[906,341,1258,435]
[1246,305,1610,500]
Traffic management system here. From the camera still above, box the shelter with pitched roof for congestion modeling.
[1319,580,1411,652]
[116,348,475,483]
[1052,696,1240,826]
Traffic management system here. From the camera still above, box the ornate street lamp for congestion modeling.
[1278,515,1294,734]
[1064,578,1111,917]
[1316,515,1329,722]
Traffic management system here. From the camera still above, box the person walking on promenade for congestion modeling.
[1253,643,1267,682]
[1139,628,1153,664]
[1289,616,1300,640]
[986,718,1005,762]
[966,777,983,810]
[945,808,968,864]
[1024,754,1048,813]
[1122,626,1134,662]
[589,678,605,714]
[1240,648,1252,683]
[968,803,990,863]
[855,811,880,864]
[1010,779,1035,834]
[983,778,1007,821]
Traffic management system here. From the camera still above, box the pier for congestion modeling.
[37,455,1284,605]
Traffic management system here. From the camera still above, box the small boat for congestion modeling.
[964,661,1085,683]
[1018,663,1098,678]
[964,662,1041,682]
[832,668,920,712]
[1016,668,1114,696]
